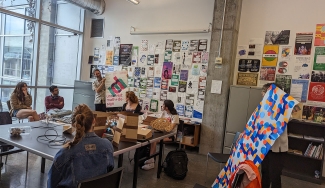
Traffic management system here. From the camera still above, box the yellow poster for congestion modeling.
[105,50,113,65]
[262,45,279,66]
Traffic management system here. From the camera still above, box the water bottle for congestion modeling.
[9,126,32,136]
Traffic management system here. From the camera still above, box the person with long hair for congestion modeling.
[48,104,114,188]
[10,82,39,122]
[122,91,142,114]
[92,69,106,112]
[142,100,179,170]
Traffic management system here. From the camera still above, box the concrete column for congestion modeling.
[199,0,242,154]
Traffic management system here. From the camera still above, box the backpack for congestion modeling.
[163,149,188,180]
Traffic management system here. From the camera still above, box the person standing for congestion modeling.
[92,69,106,112]
[45,85,64,112]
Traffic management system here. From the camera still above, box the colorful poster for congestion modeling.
[168,86,177,93]
[154,77,161,88]
[199,76,207,89]
[189,40,199,51]
[201,65,208,76]
[139,78,147,89]
[264,30,290,45]
[238,59,260,72]
[191,64,200,76]
[201,52,209,64]
[164,51,172,62]
[237,73,258,86]
[176,104,185,116]
[198,39,208,51]
[293,56,311,79]
[162,62,173,80]
[173,40,181,52]
[105,51,113,65]
[113,56,119,65]
[313,47,325,70]
[171,75,179,86]
[139,89,147,99]
[262,45,279,66]
[308,82,325,102]
[134,67,141,77]
[315,24,325,46]
[128,77,134,87]
[291,79,309,102]
[294,32,313,55]
[192,52,202,64]
[180,70,189,81]
[147,55,154,66]
[178,81,187,92]
[181,40,189,51]
[277,61,289,74]
[259,67,276,81]
[150,99,159,112]
[275,75,292,94]
[105,70,128,107]
[279,46,292,61]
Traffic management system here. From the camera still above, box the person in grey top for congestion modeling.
[92,69,106,112]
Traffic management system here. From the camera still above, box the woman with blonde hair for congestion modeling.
[122,91,143,114]
[10,82,39,122]
[48,104,114,188]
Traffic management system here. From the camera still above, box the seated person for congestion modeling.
[142,100,179,170]
[47,104,114,188]
[10,82,39,122]
[122,91,143,115]
[45,85,64,112]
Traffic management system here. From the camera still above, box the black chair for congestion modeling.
[205,132,241,183]
[77,167,124,188]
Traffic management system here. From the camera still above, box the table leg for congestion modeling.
[26,152,29,172]
[118,154,123,167]
[133,148,139,188]
[157,139,163,179]
[41,158,46,173]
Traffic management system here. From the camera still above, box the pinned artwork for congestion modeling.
[212,84,298,188]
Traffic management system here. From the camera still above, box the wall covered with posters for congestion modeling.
[81,0,214,121]
[235,0,325,110]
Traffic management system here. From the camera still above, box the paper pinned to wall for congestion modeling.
[211,80,222,94]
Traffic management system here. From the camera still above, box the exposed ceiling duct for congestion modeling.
[62,0,106,15]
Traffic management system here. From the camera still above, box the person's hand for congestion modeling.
[59,102,63,105]
[102,78,106,83]
[23,90,28,96]
[27,107,32,109]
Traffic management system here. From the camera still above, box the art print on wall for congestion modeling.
[294,33,313,55]
[264,30,290,45]
[162,62,173,80]
[237,73,258,86]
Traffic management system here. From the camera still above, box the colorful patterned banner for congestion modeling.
[105,70,128,107]
[212,84,298,188]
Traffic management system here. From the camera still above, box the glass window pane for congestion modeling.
[5,14,25,35]
[0,0,37,18]
[1,79,18,105]
[41,0,83,31]
[3,37,23,78]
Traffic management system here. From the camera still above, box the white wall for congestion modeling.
[80,0,214,81]
[234,0,325,85]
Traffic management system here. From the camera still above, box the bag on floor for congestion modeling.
[163,149,188,180]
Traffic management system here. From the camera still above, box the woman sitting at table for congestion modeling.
[10,82,39,122]
[142,100,179,171]
[122,91,143,115]
[47,104,114,188]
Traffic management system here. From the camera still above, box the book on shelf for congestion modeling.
[304,143,323,159]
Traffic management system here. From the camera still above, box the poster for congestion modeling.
[139,89,146,98]
[173,64,181,75]
[192,52,202,64]
[181,40,189,51]
[154,54,160,65]
[178,81,187,92]
[90,65,97,78]
[277,61,289,74]
[201,52,209,64]
[134,67,141,77]
[293,56,311,79]
[153,88,160,99]
[165,39,173,51]
[128,77,134,87]
[264,30,290,45]
[279,46,292,61]
[262,45,279,66]
[291,79,309,102]
[313,47,325,70]
[189,40,199,51]
[162,62,173,80]
[105,70,128,107]
[186,78,199,94]
[113,56,119,65]
[88,56,94,64]
[138,52,147,66]
[176,104,185,116]
[191,64,200,76]
[147,55,154,66]
[105,51,113,65]
[315,24,325,46]
[148,44,156,54]
[94,47,100,64]
[146,77,154,87]
[141,40,148,51]
[146,88,153,98]
[248,38,263,58]
[140,67,147,78]
[181,51,193,69]
[154,77,161,88]
[275,75,292,94]
[185,105,193,118]
[164,51,172,62]
[308,82,325,102]
[259,67,276,81]
[154,66,162,77]
[160,90,167,101]
[134,77,140,87]
[311,70,325,82]
[150,99,159,112]
[127,66,134,77]
[237,73,258,86]
[201,64,208,76]
[171,75,179,86]
[139,78,147,89]
[198,39,208,51]
[185,94,195,105]
[180,70,189,81]
[167,91,178,102]
[173,40,181,52]
[294,32,313,55]
[238,59,260,72]
[177,92,186,103]
[199,76,207,89]
[147,66,154,77]
[173,52,181,64]
[161,79,168,90]
[236,45,248,58]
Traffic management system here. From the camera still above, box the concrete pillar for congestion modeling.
[199,0,242,154]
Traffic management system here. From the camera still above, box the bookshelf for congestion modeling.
[284,120,325,184]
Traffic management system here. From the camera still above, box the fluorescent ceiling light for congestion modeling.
[130,24,212,35]
[127,0,140,5]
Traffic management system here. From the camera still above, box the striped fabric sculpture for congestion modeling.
[212,84,298,188]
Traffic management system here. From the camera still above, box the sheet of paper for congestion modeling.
[211,80,222,94]
[290,84,303,102]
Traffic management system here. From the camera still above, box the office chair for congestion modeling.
[205,132,241,183]
[78,167,124,188]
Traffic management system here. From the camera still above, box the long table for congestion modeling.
[0,121,175,188]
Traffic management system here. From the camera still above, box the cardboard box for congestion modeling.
[182,136,194,145]
[137,128,152,140]
[125,128,138,139]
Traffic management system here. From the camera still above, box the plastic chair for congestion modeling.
[77,167,124,188]
[205,132,241,183]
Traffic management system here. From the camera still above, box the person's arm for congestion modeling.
[92,79,106,93]
[135,104,143,115]
[10,93,27,110]
[171,115,180,130]
[24,94,32,107]
[52,97,64,109]
[47,162,62,188]
[45,96,52,109]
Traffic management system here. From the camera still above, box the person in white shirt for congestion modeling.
[142,100,179,170]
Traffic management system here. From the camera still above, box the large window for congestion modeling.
[0,0,84,113]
